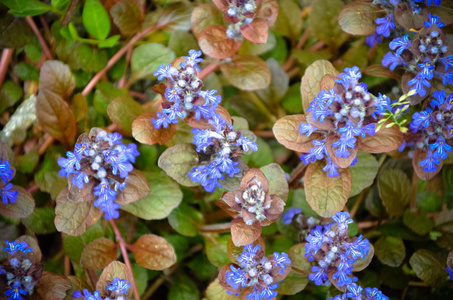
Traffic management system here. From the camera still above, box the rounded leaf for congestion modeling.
[80,237,118,270]
[158,143,200,187]
[97,261,133,296]
[273,115,322,153]
[33,271,71,300]
[338,2,382,35]
[231,217,262,246]
[349,151,379,197]
[304,161,351,218]
[0,186,34,218]
[220,55,271,91]
[132,111,177,145]
[374,236,406,267]
[131,234,177,270]
[115,169,150,205]
[191,4,224,37]
[198,25,241,59]
[288,243,312,275]
[358,122,404,153]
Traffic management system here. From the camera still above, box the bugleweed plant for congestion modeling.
[1,0,453,299]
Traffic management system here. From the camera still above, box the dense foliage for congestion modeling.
[0,0,453,299]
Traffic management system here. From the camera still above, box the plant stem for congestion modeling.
[199,222,231,233]
[350,190,366,218]
[109,219,141,300]
[283,28,311,72]
[0,48,14,90]
[25,17,53,60]
[198,63,219,80]
[82,24,157,97]
[38,134,55,156]
[410,171,418,211]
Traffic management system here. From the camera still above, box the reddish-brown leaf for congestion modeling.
[220,55,271,90]
[320,74,337,91]
[39,60,75,99]
[226,236,265,264]
[304,161,351,218]
[358,122,404,153]
[185,105,232,130]
[97,261,133,296]
[273,115,322,152]
[218,263,242,294]
[32,272,71,300]
[255,0,279,26]
[80,237,118,270]
[0,186,34,218]
[301,60,339,112]
[131,234,177,270]
[16,235,42,263]
[326,132,358,169]
[363,64,400,79]
[54,187,102,236]
[338,1,382,35]
[191,4,224,37]
[231,217,262,246]
[115,169,150,205]
[132,111,177,145]
[240,18,268,44]
[198,25,241,59]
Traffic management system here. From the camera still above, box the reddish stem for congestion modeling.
[109,219,141,300]
[26,183,39,194]
[199,222,231,233]
[283,28,311,72]
[25,16,53,60]
[0,48,14,90]
[198,63,219,80]
[118,47,133,88]
[38,134,55,156]
[82,25,157,97]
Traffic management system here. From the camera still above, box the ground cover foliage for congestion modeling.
[1,0,453,299]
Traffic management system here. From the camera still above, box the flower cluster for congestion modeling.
[282,207,319,241]
[0,240,42,300]
[58,129,139,219]
[367,0,442,46]
[188,113,258,192]
[0,158,18,205]
[300,66,390,177]
[73,277,131,300]
[216,168,285,245]
[329,283,389,300]
[305,212,371,287]
[222,244,291,300]
[212,0,277,43]
[382,14,453,98]
[152,50,221,129]
[399,91,452,174]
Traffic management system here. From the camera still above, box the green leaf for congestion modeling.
[14,62,39,82]
[349,152,379,197]
[338,44,369,70]
[1,0,52,16]
[80,237,117,270]
[276,270,309,295]
[378,169,410,218]
[256,58,289,104]
[168,203,204,236]
[0,80,23,113]
[403,209,434,236]
[238,32,277,56]
[168,31,199,57]
[220,55,271,91]
[131,234,177,270]
[204,234,230,267]
[242,137,273,168]
[374,236,406,267]
[35,171,67,200]
[98,35,120,48]
[409,249,448,287]
[82,0,111,40]
[260,163,289,201]
[110,0,142,36]
[288,243,312,275]
[282,83,303,114]
[52,0,70,9]
[272,0,302,40]
[168,274,200,300]
[310,0,348,48]
[205,279,237,300]
[131,264,148,296]
[0,186,35,218]
[0,12,32,48]
[305,161,351,218]
[21,207,56,234]
[77,44,109,72]
[63,222,104,263]
[107,95,145,135]
[187,254,217,281]
[190,4,224,37]
[338,2,382,35]
[131,43,176,80]
[158,143,200,187]
[121,171,182,220]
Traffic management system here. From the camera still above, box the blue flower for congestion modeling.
[382,52,404,71]
[420,150,441,172]
[366,33,382,47]
[389,34,411,55]
[308,265,328,285]
[375,14,395,38]
[430,137,452,159]
[448,266,453,280]
[418,59,435,80]
[0,159,14,183]
[153,64,171,81]
[3,240,32,255]
[408,73,431,97]
[423,13,445,28]
[332,211,353,234]
[93,179,120,220]
[282,207,301,225]
[1,183,18,204]
[332,136,356,158]
[273,252,291,272]
[106,277,131,294]
[5,282,27,300]
[73,289,102,300]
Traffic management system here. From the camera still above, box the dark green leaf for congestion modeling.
[310,0,348,48]
[288,243,312,275]
[13,62,39,81]
[168,274,200,300]
[204,234,230,267]
[260,163,289,201]
[2,0,52,16]
[277,270,308,295]
[0,80,23,113]
[0,13,32,48]
[169,30,199,57]
[168,203,204,236]
[256,58,289,104]
[273,0,302,40]
[63,222,104,262]
[349,151,379,197]
[378,169,410,218]
[403,209,434,235]
[409,249,448,287]
[21,207,56,234]
[131,43,176,80]
[158,143,200,187]
[374,236,406,267]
